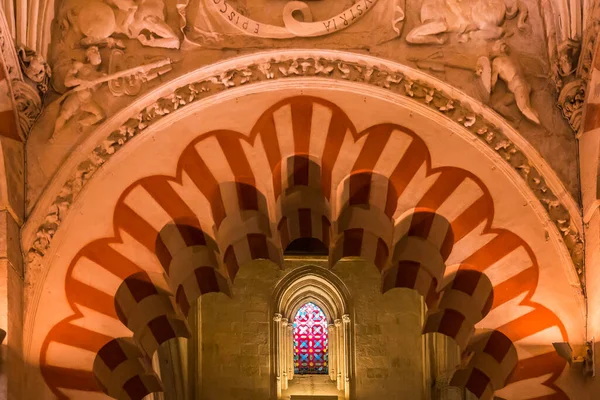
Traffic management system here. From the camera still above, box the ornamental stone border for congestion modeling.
[23,50,585,292]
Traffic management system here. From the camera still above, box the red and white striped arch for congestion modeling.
[24,83,583,399]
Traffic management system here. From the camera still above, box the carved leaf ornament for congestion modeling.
[208,0,378,38]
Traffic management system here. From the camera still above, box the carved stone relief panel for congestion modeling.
[180,0,405,47]
[44,0,179,142]
[36,0,579,203]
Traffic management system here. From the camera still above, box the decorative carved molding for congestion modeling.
[557,79,585,134]
[0,13,23,82]
[25,52,585,293]
[17,45,51,94]
[0,9,45,140]
[556,1,600,134]
[12,80,42,135]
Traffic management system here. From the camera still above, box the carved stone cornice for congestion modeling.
[557,1,600,134]
[558,79,586,134]
[24,51,584,293]
[12,80,43,135]
[0,12,22,82]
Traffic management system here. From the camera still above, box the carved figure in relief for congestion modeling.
[477,40,540,124]
[406,0,529,44]
[17,46,52,94]
[52,47,107,140]
[75,0,180,49]
[52,49,175,141]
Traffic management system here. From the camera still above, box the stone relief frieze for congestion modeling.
[25,53,585,293]
[51,49,173,140]
[406,0,530,44]
[0,17,46,139]
[400,0,546,125]
[67,0,180,50]
[179,0,405,47]
[477,40,540,124]
[49,0,180,105]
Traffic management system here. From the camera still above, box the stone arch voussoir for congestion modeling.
[450,329,518,400]
[423,269,494,349]
[275,154,332,252]
[381,209,454,307]
[93,337,163,400]
[156,222,230,317]
[331,171,398,271]
[215,181,283,280]
[114,271,191,358]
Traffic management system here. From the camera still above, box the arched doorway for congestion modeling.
[272,266,352,399]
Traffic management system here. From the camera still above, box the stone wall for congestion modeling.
[333,261,424,400]
[199,259,425,400]
[200,260,283,400]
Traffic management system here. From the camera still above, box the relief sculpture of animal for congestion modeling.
[406,0,529,44]
[65,0,180,50]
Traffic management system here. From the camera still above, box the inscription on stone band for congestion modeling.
[208,0,378,39]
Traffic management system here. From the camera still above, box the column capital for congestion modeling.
[273,313,282,322]
[342,314,351,323]
[334,319,342,327]
[282,317,288,326]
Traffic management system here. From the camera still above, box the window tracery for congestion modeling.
[293,302,329,375]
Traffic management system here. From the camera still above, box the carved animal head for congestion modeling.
[85,46,102,66]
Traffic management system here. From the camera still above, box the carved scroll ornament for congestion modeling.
[207,0,378,38]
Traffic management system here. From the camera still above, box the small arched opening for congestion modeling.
[293,302,329,375]
[272,266,352,399]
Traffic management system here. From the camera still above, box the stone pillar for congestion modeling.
[434,375,463,400]
[580,35,600,393]
[334,319,343,390]
[273,313,282,398]
[155,338,188,400]
[281,318,288,390]
[0,9,31,400]
[0,140,25,400]
[329,323,336,382]
[287,323,294,381]
[431,333,462,400]
[151,352,165,400]
[342,314,351,399]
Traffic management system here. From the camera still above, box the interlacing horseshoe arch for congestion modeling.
[39,96,569,399]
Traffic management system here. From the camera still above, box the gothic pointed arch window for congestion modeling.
[293,302,329,375]
[272,266,353,398]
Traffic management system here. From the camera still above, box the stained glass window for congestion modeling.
[293,302,328,375]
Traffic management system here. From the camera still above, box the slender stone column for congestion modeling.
[273,313,282,398]
[287,324,294,381]
[334,319,343,390]
[329,323,336,381]
[342,314,351,399]
[281,318,289,390]
[433,334,462,400]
